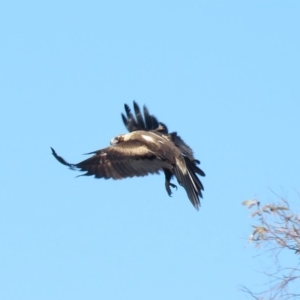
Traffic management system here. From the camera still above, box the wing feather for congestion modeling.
[122,102,196,160]
[75,140,171,179]
[52,101,205,210]
[133,101,146,129]
[122,103,138,131]
[122,101,163,132]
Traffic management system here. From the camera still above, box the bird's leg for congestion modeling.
[165,181,177,196]
[164,169,177,196]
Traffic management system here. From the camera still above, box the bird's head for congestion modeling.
[110,134,125,145]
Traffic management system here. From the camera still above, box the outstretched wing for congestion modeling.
[51,141,172,180]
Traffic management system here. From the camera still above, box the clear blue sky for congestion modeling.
[1,1,299,299]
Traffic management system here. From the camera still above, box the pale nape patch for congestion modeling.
[141,134,154,142]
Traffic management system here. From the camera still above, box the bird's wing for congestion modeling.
[169,132,198,162]
[122,101,167,132]
[122,102,199,161]
[52,141,172,180]
[121,103,139,131]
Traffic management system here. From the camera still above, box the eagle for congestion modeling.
[51,102,205,210]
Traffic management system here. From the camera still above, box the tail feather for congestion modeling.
[174,156,205,210]
[184,156,205,191]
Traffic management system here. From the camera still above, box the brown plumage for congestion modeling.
[51,102,205,210]
[121,102,205,208]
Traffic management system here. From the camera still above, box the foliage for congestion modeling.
[241,193,300,299]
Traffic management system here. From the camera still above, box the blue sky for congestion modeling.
[1,1,299,299]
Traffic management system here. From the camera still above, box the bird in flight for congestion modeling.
[51,102,205,210]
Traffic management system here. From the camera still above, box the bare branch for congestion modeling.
[242,191,300,299]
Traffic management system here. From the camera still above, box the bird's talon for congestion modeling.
[169,183,177,190]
